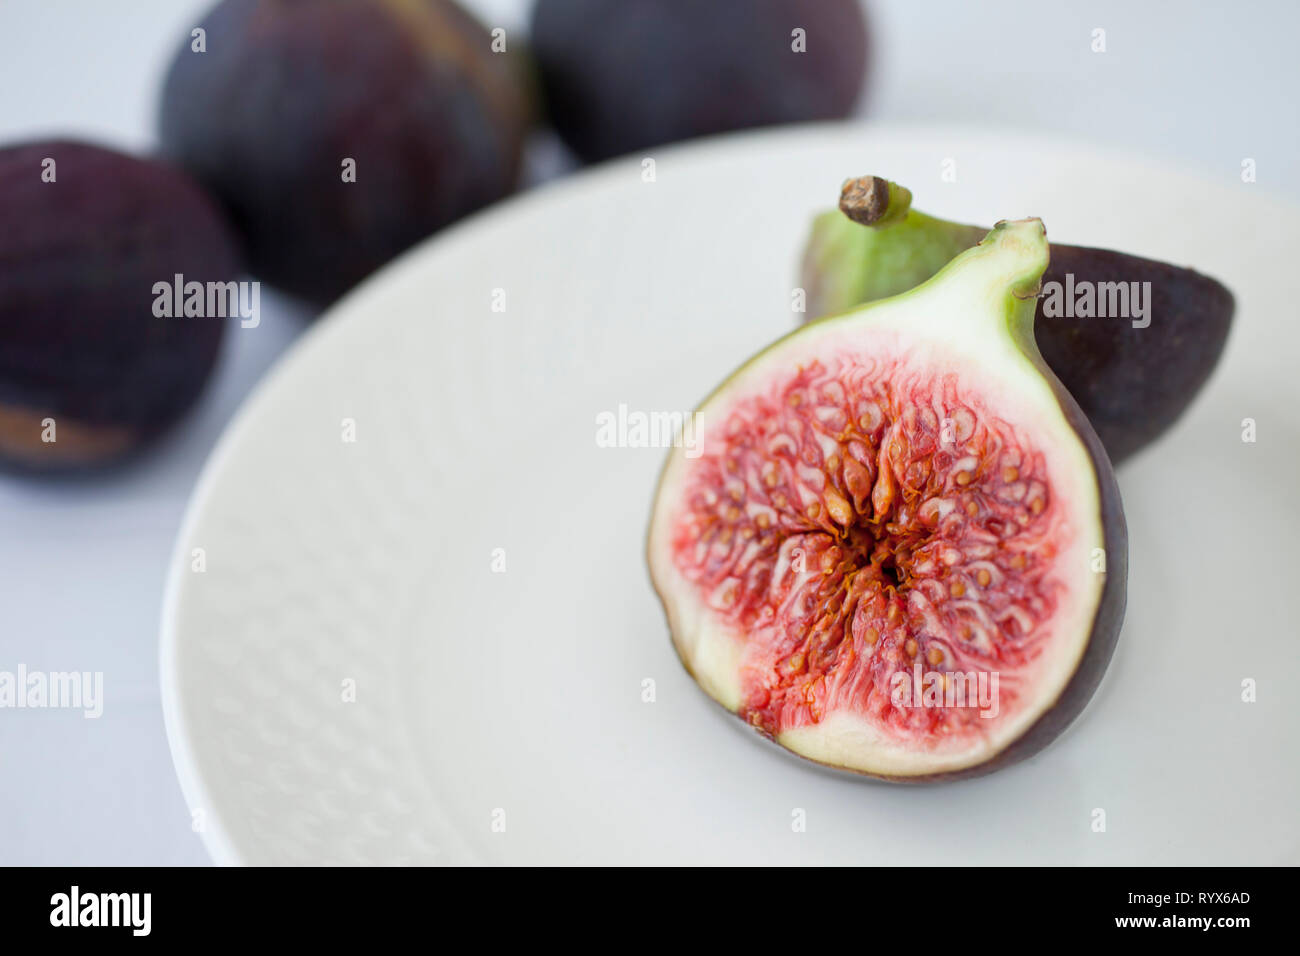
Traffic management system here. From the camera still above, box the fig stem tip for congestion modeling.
[839,175,912,227]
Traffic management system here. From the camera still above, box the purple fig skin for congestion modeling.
[1036,246,1234,464]
[0,141,242,474]
[531,0,869,163]
[158,0,532,306]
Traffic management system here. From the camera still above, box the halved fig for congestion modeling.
[648,219,1127,780]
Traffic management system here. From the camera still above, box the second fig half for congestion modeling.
[801,176,1235,463]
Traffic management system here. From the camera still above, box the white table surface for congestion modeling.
[0,0,1295,865]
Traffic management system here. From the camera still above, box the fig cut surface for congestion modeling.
[648,220,1127,781]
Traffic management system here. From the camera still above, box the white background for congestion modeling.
[0,0,1295,864]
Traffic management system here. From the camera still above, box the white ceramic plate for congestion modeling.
[161,124,1300,865]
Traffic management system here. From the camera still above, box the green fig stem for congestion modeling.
[801,178,985,317]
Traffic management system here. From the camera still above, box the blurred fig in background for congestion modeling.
[530,0,869,163]
[0,141,241,473]
[158,0,533,306]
